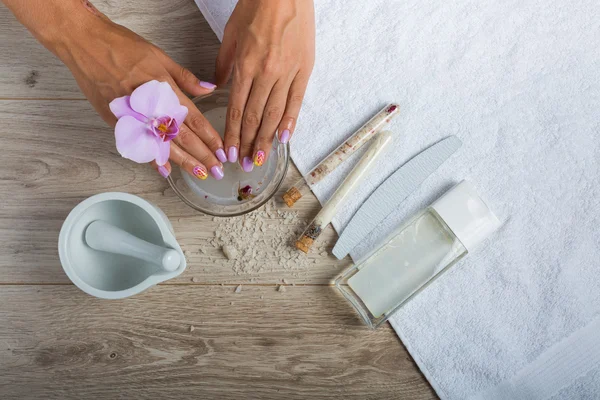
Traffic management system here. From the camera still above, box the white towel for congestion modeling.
[195,1,600,399]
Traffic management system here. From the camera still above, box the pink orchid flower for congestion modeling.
[109,80,188,166]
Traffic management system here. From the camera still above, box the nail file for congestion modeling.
[332,136,462,259]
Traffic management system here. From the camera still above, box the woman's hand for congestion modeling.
[3,0,226,180]
[216,0,315,170]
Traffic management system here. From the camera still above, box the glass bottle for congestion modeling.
[334,181,500,329]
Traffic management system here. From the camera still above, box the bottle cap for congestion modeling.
[431,181,500,251]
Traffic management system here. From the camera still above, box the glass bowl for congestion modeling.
[167,89,290,217]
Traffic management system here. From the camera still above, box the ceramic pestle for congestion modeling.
[85,220,181,272]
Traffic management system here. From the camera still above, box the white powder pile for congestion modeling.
[210,199,312,277]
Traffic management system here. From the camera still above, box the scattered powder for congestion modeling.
[211,199,311,276]
[189,325,195,332]
[278,285,286,292]
[234,285,242,293]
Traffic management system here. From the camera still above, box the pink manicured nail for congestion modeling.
[210,165,224,180]
[158,165,170,178]
[228,146,238,163]
[242,156,254,172]
[279,129,290,144]
[199,81,217,90]
[215,148,227,163]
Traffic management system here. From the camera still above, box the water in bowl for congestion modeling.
[181,107,278,206]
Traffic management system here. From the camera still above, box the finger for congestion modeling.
[240,78,276,167]
[168,141,221,181]
[224,70,253,170]
[159,74,225,161]
[159,51,217,96]
[176,93,227,163]
[173,124,224,180]
[252,79,289,166]
[151,160,172,179]
[215,24,236,86]
[277,73,310,145]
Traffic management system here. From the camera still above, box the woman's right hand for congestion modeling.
[13,0,227,180]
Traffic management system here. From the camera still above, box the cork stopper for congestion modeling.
[295,235,314,253]
[295,222,322,253]
[282,186,302,208]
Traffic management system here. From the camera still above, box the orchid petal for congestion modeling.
[115,116,159,164]
[130,80,181,119]
[156,140,171,166]
[109,96,146,122]
[171,105,188,127]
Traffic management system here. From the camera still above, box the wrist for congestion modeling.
[6,0,107,60]
[43,3,105,56]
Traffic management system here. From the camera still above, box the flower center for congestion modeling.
[150,116,179,142]
[157,123,169,133]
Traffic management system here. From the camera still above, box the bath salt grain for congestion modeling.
[222,244,238,260]
[189,325,195,332]
[278,285,286,292]
[234,285,242,293]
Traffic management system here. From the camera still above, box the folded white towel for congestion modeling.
[196,1,600,398]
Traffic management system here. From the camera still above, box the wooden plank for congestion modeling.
[0,285,436,400]
[0,0,220,98]
[0,99,351,284]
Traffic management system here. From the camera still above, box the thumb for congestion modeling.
[215,29,236,86]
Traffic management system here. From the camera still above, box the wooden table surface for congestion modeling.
[0,1,436,399]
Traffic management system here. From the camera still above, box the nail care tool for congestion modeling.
[332,136,462,259]
[295,131,393,253]
[283,104,400,207]
[58,192,187,299]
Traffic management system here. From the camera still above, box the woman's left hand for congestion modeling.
[216,0,315,170]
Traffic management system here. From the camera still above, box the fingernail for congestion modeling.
[242,156,254,172]
[193,165,208,180]
[254,150,265,167]
[279,129,290,144]
[210,165,224,180]
[158,165,170,178]
[227,146,238,163]
[199,81,217,90]
[215,148,227,163]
